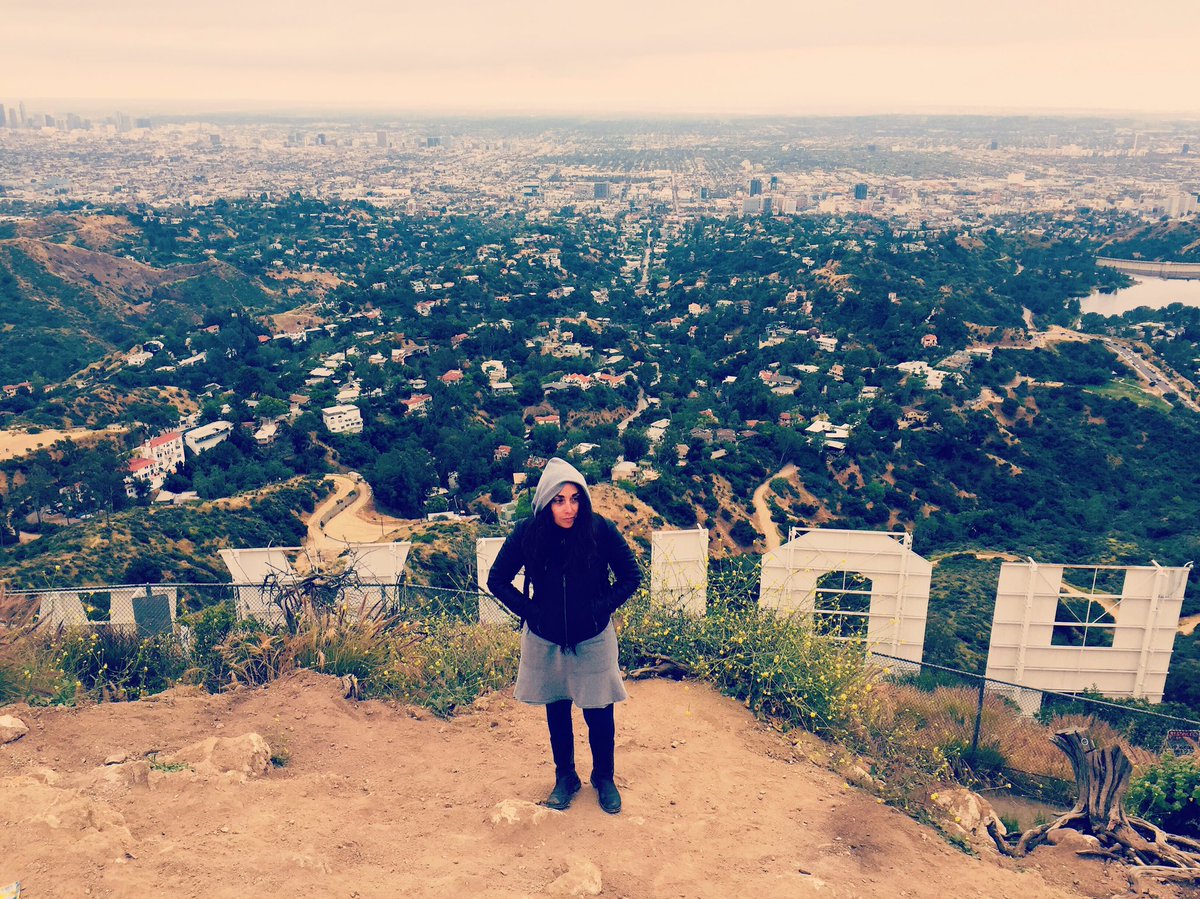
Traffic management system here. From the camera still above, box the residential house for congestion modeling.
[139,431,185,475]
[125,457,159,496]
[254,422,278,445]
[402,394,432,415]
[611,460,638,483]
[184,421,234,454]
[322,405,363,434]
[594,372,628,388]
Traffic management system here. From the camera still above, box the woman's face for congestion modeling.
[550,483,581,529]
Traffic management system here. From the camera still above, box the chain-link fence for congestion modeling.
[5,580,519,632]
[872,652,1200,807]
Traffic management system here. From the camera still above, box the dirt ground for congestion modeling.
[0,427,127,462]
[0,673,1177,899]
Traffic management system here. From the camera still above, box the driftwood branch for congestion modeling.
[627,655,693,680]
[989,727,1200,888]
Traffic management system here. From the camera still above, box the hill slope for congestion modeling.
[0,236,280,385]
[0,673,1167,899]
[1098,220,1200,262]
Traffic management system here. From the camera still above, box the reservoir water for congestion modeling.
[1082,276,1200,317]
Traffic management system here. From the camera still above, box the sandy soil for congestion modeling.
[0,427,127,462]
[0,673,1169,899]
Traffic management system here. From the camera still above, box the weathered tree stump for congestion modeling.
[987,727,1200,889]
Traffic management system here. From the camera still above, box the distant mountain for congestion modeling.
[0,235,279,385]
[1097,219,1200,263]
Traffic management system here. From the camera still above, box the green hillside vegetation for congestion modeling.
[0,479,323,589]
[0,235,287,385]
[1098,219,1200,262]
[2,200,1197,713]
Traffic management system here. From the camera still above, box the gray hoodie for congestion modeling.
[531,456,592,515]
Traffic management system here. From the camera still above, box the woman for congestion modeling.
[487,457,641,814]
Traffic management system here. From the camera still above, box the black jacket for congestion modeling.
[486,514,641,650]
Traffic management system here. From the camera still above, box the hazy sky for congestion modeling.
[8,0,1200,116]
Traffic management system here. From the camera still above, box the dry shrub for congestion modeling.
[873,681,1163,788]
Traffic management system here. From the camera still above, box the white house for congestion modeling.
[184,420,234,454]
[322,404,364,434]
[138,431,185,475]
[611,460,639,483]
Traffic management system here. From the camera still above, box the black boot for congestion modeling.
[544,771,582,810]
[543,700,580,810]
[583,704,621,814]
[590,774,622,814]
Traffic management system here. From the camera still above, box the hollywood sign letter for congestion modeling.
[759,528,931,665]
[985,560,1190,713]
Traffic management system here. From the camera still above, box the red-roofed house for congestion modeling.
[562,373,592,389]
[125,456,160,496]
[140,431,185,477]
[403,394,433,415]
[594,372,627,388]
[440,369,464,385]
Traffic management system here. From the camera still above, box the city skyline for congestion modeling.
[8,0,1200,118]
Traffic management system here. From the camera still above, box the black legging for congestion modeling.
[545,699,615,781]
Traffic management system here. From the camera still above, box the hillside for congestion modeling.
[0,234,283,385]
[0,672,1173,899]
[1098,220,1200,262]
[0,479,323,588]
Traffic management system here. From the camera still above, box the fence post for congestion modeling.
[970,676,986,755]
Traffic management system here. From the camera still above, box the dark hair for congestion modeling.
[523,487,598,571]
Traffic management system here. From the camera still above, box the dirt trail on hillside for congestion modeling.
[0,673,1168,899]
[304,474,410,562]
[752,464,796,551]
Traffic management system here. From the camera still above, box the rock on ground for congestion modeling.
[0,715,28,745]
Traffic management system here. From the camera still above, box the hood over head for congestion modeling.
[532,456,592,516]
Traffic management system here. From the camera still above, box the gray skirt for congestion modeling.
[514,621,629,708]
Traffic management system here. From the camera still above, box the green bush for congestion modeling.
[182,602,238,690]
[56,627,187,701]
[1126,755,1200,837]
[938,738,1008,781]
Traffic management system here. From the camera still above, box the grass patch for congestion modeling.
[147,754,189,773]
[1085,379,1172,412]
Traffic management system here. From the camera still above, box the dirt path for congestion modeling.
[0,673,1158,899]
[930,550,1024,567]
[752,464,796,552]
[304,474,410,561]
[1178,613,1200,637]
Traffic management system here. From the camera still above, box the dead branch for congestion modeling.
[628,655,693,680]
[988,727,1200,888]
